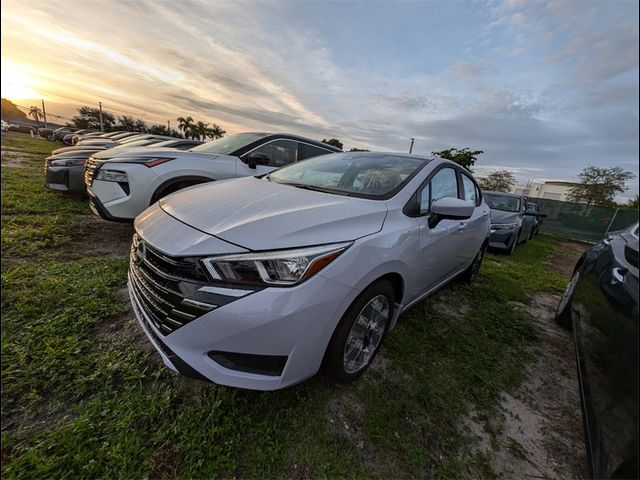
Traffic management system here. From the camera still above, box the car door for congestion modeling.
[459,171,489,266]
[411,166,463,296]
[236,139,299,177]
[572,229,639,478]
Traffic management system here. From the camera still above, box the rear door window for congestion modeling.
[461,173,478,205]
[299,143,333,160]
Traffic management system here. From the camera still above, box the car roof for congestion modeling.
[243,132,343,152]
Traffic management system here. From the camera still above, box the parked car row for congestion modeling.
[483,190,545,254]
[39,129,636,477]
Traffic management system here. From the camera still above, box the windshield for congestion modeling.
[484,193,521,212]
[268,153,426,198]
[189,133,267,155]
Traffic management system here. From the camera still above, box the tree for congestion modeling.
[431,148,483,171]
[626,194,639,210]
[568,166,636,207]
[117,115,148,132]
[207,123,226,140]
[349,148,370,152]
[72,106,116,130]
[322,138,343,150]
[146,124,182,138]
[177,116,194,139]
[478,170,516,192]
[28,106,43,126]
[1,98,26,119]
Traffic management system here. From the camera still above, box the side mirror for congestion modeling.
[524,209,537,216]
[429,197,475,228]
[247,152,270,169]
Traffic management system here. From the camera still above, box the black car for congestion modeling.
[555,223,639,479]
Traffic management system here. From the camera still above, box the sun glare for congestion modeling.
[0,59,44,100]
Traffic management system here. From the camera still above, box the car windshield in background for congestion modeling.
[189,133,267,155]
[267,153,427,198]
[484,193,521,212]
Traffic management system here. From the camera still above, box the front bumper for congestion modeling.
[128,271,359,391]
[45,164,86,193]
[489,228,518,250]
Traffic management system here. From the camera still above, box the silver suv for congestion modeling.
[128,152,491,390]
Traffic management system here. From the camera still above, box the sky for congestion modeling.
[1,0,638,199]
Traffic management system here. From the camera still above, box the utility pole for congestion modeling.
[409,137,415,154]
[98,101,104,132]
[41,99,48,128]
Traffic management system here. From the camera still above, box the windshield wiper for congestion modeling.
[277,181,351,196]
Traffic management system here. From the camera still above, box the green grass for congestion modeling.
[1,131,571,478]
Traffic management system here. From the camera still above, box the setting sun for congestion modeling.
[1,59,44,100]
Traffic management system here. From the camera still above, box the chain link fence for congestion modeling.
[534,198,638,242]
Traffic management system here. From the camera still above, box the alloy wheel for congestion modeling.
[343,295,390,374]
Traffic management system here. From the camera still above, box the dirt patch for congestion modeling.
[466,293,587,479]
[68,215,134,258]
[0,149,42,168]
[547,241,589,279]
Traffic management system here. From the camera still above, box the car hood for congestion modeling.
[52,146,106,155]
[489,209,521,224]
[158,176,388,250]
[94,148,226,163]
[77,140,118,147]
[94,146,182,161]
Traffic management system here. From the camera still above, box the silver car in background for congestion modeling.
[129,152,491,390]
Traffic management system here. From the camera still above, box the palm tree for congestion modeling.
[29,106,43,126]
[176,116,194,139]
[207,123,226,140]
[194,121,208,141]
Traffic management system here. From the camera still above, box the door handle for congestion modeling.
[611,267,627,284]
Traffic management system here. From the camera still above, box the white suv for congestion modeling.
[85,133,340,222]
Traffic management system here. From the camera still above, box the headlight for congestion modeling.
[202,242,352,286]
[491,223,519,230]
[96,169,128,183]
[50,158,86,167]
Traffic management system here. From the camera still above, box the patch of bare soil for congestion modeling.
[68,215,134,258]
[0,149,42,168]
[466,293,587,479]
[546,241,589,278]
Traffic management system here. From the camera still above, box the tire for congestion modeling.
[323,280,395,383]
[461,242,487,284]
[151,179,210,205]
[555,270,579,329]
[507,229,520,255]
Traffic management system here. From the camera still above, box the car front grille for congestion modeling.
[84,155,100,186]
[129,234,218,335]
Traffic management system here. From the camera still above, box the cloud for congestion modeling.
[0,0,637,193]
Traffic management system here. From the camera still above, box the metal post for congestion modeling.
[604,207,619,236]
[409,137,415,154]
[167,120,170,130]
[98,101,104,132]
[41,99,48,128]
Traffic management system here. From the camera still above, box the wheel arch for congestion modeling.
[150,175,216,204]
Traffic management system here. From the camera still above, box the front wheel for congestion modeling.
[323,280,395,383]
